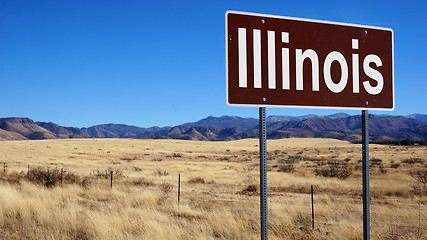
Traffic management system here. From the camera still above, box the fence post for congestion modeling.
[311,185,315,229]
[110,171,113,188]
[417,200,421,239]
[61,168,63,186]
[3,162,6,172]
[178,173,181,207]
[27,164,30,178]
[47,169,50,184]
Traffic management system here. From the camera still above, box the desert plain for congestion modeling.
[0,138,426,239]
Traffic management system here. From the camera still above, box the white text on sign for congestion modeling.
[238,28,384,95]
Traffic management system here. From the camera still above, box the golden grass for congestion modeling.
[0,138,426,239]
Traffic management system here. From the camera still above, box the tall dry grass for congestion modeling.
[0,138,425,239]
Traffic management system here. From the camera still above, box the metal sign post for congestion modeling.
[362,110,370,240]
[259,107,268,240]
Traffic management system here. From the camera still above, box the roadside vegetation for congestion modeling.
[0,138,426,239]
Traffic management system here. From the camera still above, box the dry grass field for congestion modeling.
[0,138,426,239]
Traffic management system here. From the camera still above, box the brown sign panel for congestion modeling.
[226,11,394,110]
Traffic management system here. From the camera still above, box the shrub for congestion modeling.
[402,158,424,165]
[28,168,81,187]
[390,163,400,168]
[62,170,81,184]
[0,171,25,184]
[91,168,122,179]
[409,169,427,185]
[153,169,169,177]
[133,166,143,171]
[120,155,139,161]
[188,177,205,184]
[379,164,387,174]
[279,164,295,173]
[370,158,383,166]
[157,182,173,205]
[243,184,257,192]
[91,169,110,179]
[410,185,427,196]
[286,155,303,163]
[108,168,123,177]
[132,177,154,186]
[28,168,56,186]
[314,160,352,179]
[160,182,173,194]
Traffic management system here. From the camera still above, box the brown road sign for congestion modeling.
[226,11,394,110]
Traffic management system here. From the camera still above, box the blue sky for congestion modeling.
[1,0,426,127]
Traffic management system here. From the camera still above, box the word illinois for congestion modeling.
[237,28,384,95]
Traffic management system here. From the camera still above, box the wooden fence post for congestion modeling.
[178,173,181,207]
[110,171,113,188]
[311,185,315,229]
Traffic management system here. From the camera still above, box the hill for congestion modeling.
[0,113,426,142]
[407,113,427,122]
[0,118,56,140]
[183,116,258,131]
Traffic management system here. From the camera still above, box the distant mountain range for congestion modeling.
[0,113,426,142]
